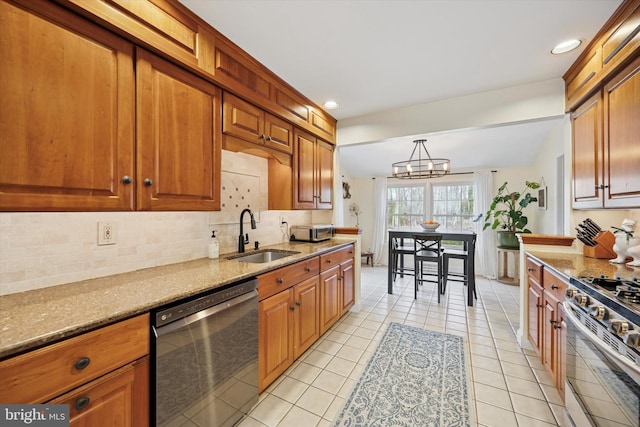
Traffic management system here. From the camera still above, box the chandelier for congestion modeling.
[391,139,450,179]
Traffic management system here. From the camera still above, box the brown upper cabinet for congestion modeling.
[566,0,640,209]
[564,0,640,111]
[136,49,222,211]
[58,0,336,144]
[0,0,222,212]
[0,0,136,211]
[223,92,293,155]
[293,130,334,210]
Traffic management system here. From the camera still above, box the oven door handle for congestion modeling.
[563,301,640,374]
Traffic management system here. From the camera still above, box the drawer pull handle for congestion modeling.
[74,357,91,371]
[305,266,311,272]
[277,278,284,285]
[75,396,90,411]
[551,285,559,290]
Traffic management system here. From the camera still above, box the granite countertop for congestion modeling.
[0,238,355,360]
[526,249,640,282]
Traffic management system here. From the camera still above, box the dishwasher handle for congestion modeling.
[153,289,258,338]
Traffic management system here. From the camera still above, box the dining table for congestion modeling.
[387,228,478,306]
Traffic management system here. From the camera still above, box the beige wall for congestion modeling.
[0,151,332,295]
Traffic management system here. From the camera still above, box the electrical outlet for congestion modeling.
[98,221,117,245]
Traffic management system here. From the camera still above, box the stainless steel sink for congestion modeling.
[226,249,299,264]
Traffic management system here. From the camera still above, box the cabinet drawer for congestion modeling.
[543,268,568,301]
[258,257,319,301]
[525,257,543,283]
[320,245,354,271]
[0,314,149,403]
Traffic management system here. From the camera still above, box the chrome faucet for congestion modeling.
[238,208,257,253]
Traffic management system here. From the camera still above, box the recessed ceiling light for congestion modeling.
[551,39,582,55]
[324,100,339,109]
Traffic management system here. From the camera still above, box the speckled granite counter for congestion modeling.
[0,238,355,360]
[526,249,640,282]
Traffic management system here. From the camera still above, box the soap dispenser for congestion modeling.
[207,230,219,259]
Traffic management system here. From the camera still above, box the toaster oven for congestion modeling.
[290,224,334,242]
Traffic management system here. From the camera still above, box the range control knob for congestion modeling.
[565,288,577,299]
[574,293,590,307]
[610,320,629,335]
[623,331,640,348]
[588,305,608,320]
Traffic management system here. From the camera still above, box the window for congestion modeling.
[387,185,425,229]
[432,182,475,231]
[387,181,475,231]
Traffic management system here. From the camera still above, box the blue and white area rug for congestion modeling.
[333,322,473,427]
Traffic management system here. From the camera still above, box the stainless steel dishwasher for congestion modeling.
[152,277,258,427]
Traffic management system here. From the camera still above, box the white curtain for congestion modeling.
[474,171,498,278]
[371,177,387,265]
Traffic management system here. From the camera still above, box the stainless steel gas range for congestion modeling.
[564,274,640,427]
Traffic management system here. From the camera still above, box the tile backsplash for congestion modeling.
[0,151,333,295]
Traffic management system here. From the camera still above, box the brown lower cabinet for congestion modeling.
[526,256,567,401]
[258,244,355,391]
[0,314,150,426]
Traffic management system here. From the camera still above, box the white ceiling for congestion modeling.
[181,0,622,177]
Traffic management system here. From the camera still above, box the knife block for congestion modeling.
[583,230,616,259]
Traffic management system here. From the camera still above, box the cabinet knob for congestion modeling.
[266,136,273,141]
[75,396,90,411]
[144,178,153,187]
[527,268,534,272]
[260,134,266,140]
[326,259,332,263]
[289,306,295,311]
[305,266,311,272]
[122,175,132,184]
[553,322,562,330]
[536,304,542,308]
[551,285,559,290]
[295,301,301,306]
[277,278,284,285]
[74,357,91,371]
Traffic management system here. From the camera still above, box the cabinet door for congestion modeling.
[49,357,149,427]
[293,276,319,359]
[557,303,566,402]
[293,129,317,209]
[527,277,543,355]
[340,258,355,315]
[0,0,135,211]
[542,291,560,383]
[222,92,265,144]
[264,113,293,154]
[320,265,341,334]
[603,55,640,208]
[571,92,603,209]
[136,49,221,211]
[258,290,293,392]
[316,139,334,209]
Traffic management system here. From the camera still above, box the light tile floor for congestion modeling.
[239,266,566,427]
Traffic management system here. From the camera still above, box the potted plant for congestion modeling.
[483,180,540,248]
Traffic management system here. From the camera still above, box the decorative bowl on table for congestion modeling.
[420,221,440,231]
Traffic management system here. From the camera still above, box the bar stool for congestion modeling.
[442,234,477,299]
[391,237,415,281]
[413,234,443,301]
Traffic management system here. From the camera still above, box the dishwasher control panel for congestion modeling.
[154,278,257,327]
